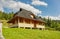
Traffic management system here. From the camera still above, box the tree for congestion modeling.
[0,11,14,20]
[8,12,14,20]
[46,17,52,27]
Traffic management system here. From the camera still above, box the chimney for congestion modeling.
[20,8,22,11]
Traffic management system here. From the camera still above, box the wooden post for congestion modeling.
[0,21,5,39]
[18,18,20,28]
[23,19,25,29]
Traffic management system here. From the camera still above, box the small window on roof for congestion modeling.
[30,15,34,18]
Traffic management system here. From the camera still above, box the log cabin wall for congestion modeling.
[8,16,45,30]
[17,17,45,29]
[36,22,45,30]
[10,17,45,29]
[18,17,34,28]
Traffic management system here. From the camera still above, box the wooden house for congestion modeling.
[7,8,45,30]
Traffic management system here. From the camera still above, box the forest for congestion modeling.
[0,11,60,31]
[0,11,14,20]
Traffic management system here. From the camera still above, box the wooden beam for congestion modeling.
[18,18,20,28]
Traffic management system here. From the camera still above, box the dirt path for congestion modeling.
[0,21,5,39]
[0,33,4,39]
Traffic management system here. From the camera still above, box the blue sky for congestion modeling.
[0,0,60,20]
[14,0,60,16]
[44,0,60,16]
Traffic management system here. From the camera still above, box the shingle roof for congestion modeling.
[17,10,33,19]
[13,8,45,23]
[8,8,45,23]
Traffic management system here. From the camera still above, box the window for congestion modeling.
[25,19,30,24]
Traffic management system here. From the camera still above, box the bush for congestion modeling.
[45,27,56,31]
[56,26,60,31]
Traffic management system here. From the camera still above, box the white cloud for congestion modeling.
[0,4,4,12]
[32,0,48,6]
[0,7,4,12]
[0,0,42,15]
[43,15,60,20]
[17,2,42,15]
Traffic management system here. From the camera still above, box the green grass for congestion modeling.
[3,28,60,39]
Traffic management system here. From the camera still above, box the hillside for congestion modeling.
[3,28,60,39]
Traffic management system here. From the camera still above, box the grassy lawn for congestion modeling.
[3,28,60,39]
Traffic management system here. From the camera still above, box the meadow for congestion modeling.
[3,28,60,39]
